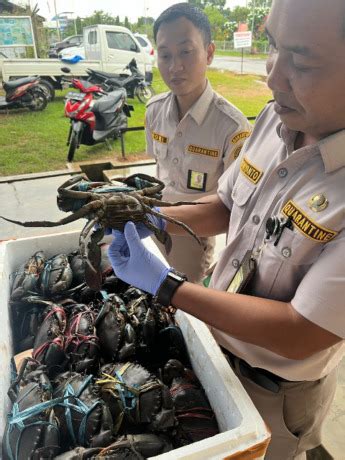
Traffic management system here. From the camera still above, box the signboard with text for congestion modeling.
[0,16,34,46]
[233,31,252,49]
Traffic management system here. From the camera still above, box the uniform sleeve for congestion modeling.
[291,233,345,338]
[222,118,252,171]
[145,109,154,158]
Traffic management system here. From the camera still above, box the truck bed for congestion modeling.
[1,58,104,81]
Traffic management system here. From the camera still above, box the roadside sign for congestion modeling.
[233,31,252,49]
[0,16,37,58]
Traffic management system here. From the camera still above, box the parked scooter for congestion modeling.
[62,67,133,162]
[0,76,48,112]
[86,58,155,103]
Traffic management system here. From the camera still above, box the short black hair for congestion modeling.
[153,2,212,46]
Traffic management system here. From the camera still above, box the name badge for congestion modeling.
[227,250,256,294]
[187,170,207,191]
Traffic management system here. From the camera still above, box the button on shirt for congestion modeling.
[145,82,251,201]
[211,103,345,381]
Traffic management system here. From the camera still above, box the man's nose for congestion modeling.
[169,56,184,73]
[266,53,291,93]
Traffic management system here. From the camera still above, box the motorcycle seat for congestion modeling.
[90,69,119,79]
[3,76,38,91]
[92,89,126,113]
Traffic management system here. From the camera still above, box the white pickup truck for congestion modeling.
[0,25,152,100]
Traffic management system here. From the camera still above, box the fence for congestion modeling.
[214,40,269,54]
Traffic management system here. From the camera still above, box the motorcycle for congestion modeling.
[86,58,155,103]
[0,76,48,112]
[62,67,133,162]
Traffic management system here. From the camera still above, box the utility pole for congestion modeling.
[251,0,256,35]
[53,0,61,41]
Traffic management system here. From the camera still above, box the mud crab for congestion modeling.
[1,173,201,291]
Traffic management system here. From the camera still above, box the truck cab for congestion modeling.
[83,25,150,74]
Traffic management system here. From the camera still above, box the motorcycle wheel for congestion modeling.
[67,130,78,162]
[135,85,156,103]
[28,89,48,112]
[37,80,55,101]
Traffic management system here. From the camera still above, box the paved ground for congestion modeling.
[0,162,343,458]
[211,56,267,76]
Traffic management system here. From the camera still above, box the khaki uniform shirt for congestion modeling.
[145,81,251,202]
[211,102,345,381]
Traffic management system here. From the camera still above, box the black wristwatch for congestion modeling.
[156,269,187,307]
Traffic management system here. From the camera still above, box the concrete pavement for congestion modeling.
[0,161,343,458]
[211,56,267,76]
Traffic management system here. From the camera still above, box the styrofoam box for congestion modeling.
[0,232,270,459]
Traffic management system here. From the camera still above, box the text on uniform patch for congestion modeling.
[231,131,251,144]
[152,131,168,144]
[187,144,219,158]
[240,157,263,184]
[282,200,338,242]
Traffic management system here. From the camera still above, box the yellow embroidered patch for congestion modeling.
[187,144,219,158]
[232,145,243,160]
[240,157,263,184]
[231,131,251,144]
[282,200,338,243]
[152,131,168,144]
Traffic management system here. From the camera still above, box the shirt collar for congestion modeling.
[187,80,214,125]
[319,130,345,172]
[277,120,345,172]
[166,80,214,125]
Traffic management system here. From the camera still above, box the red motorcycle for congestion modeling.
[0,76,47,112]
[63,67,132,162]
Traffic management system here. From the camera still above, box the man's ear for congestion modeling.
[207,42,216,65]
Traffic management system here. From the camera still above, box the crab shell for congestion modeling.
[53,372,114,449]
[65,306,100,373]
[98,362,175,433]
[32,305,67,373]
[2,381,60,460]
[95,295,127,361]
[10,251,46,300]
[39,254,73,297]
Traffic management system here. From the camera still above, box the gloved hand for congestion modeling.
[108,221,170,295]
[102,207,167,239]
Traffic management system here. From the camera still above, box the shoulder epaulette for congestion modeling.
[146,91,171,108]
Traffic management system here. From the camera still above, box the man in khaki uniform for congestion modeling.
[145,3,251,282]
[108,0,345,458]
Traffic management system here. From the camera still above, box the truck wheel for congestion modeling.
[29,89,48,111]
[67,131,78,162]
[135,85,155,103]
[38,80,55,101]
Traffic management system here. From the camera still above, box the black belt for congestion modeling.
[221,347,292,393]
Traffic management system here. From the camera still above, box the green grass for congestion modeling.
[0,68,271,176]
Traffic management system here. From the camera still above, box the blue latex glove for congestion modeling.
[108,221,170,295]
[102,207,166,239]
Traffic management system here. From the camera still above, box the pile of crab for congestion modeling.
[3,246,219,460]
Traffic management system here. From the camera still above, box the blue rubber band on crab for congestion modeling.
[5,396,64,460]
[114,371,137,412]
[58,375,102,446]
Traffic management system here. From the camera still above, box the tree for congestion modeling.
[204,5,227,40]
[188,0,226,11]
[248,0,272,6]
[229,6,250,24]
[81,11,117,28]
[124,16,131,30]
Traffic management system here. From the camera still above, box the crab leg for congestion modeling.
[143,204,202,246]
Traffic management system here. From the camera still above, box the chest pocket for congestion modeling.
[230,177,256,233]
[265,226,325,267]
[153,141,168,161]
